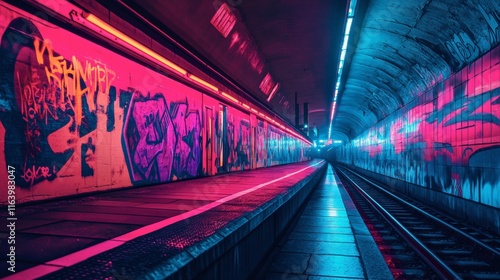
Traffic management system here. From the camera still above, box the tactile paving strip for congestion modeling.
[40,210,244,279]
[40,164,322,279]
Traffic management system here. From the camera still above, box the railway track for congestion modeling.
[335,165,500,280]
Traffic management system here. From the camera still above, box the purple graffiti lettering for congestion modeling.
[170,102,202,178]
[123,92,202,184]
[126,94,175,183]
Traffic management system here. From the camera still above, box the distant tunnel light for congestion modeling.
[82,13,188,76]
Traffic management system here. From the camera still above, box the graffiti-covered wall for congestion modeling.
[0,4,203,203]
[268,124,304,166]
[225,107,251,171]
[0,3,310,204]
[335,45,500,208]
[255,119,267,168]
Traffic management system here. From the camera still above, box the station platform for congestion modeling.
[260,165,392,279]
[1,160,390,279]
[1,160,324,279]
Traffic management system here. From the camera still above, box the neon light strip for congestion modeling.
[266,82,280,102]
[188,74,218,92]
[96,9,300,142]
[328,101,336,139]
[90,11,308,142]
[83,13,187,76]
[221,92,239,103]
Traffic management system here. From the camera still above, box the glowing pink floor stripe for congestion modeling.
[5,160,324,280]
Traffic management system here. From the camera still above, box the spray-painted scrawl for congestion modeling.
[0,15,203,191]
[0,18,116,187]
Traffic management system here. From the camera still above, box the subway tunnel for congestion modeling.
[0,0,499,279]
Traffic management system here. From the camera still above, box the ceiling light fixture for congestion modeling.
[328,0,357,140]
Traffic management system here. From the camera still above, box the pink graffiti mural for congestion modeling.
[255,120,266,167]
[122,90,202,185]
[345,46,500,207]
[0,17,115,187]
[123,91,175,183]
[170,101,202,178]
[0,3,309,205]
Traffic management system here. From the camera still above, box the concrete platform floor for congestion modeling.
[262,164,392,280]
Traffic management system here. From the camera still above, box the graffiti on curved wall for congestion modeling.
[337,45,500,208]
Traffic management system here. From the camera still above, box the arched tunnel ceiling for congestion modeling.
[334,0,500,140]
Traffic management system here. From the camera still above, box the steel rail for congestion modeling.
[344,167,500,257]
[336,167,462,280]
